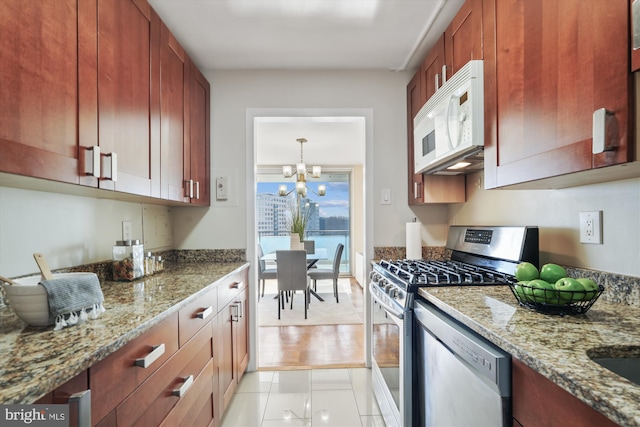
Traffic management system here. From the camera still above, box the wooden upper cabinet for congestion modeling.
[407,71,425,205]
[444,0,484,79]
[160,22,188,202]
[420,35,446,102]
[79,0,160,196]
[0,0,81,184]
[186,65,211,206]
[484,0,632,188]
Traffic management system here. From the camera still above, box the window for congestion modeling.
[256,171,350,273]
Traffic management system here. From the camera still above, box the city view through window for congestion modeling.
[257,173,350,272]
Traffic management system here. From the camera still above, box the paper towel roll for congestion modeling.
[406,222,422,260]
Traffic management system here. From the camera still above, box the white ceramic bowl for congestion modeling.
[2,273,93,326]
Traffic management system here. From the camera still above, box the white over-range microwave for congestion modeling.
[413,60,484,175]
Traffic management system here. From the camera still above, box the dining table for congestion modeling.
[261,248,328,301]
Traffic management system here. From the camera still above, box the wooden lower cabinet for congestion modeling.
[35,370,89,427]
[90,313,179,425]
[512,358,618,427]
[217,269,250,415]
[116,321,213,427]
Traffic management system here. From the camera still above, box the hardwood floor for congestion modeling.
[258,277,366,370]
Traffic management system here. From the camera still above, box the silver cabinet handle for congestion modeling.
[84,146,101,177]
[195,181,200,200]
[592,108,616,154]
[69,389,91,427]
[236,300,243,318]
[434,73,440,91]
[186,179,194,198]
[633,0,640,50]
[231,303,240,322]
[101,152,117,182]
[196,306,213,320]
[441,64,447,85]
[172,375,194,398]
[135,343,165,368]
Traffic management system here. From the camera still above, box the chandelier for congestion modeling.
[278,138,326,197]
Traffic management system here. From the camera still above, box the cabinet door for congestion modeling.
[234,286,249,381]
[407,71,425,205]
[512,358,618,427]
[160,22,188,202]
[421,34,446,101]
[35,370,89,427]
[185,64,211,206]
[91,0,161,196]
[485,0,631,188]
[218,301,237,413]
[444,0,483,78]
[0,0,81,184]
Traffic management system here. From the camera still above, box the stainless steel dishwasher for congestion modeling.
[414,299,511,427]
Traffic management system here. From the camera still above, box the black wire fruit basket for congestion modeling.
[509,282,605,315]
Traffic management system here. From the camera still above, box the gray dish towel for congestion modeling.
[40,273,106,330]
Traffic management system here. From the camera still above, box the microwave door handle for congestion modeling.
[445,95,458,150]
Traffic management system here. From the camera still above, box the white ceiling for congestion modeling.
[148,0,464,72]
[148,0,464,166]
[256,117,366,167]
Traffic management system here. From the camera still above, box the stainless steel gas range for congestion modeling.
[369,225,539,427]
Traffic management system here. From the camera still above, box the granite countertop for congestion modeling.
[418,286,640,427]
[0,261,249,405]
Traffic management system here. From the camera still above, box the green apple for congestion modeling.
[515,262,539,281]
[520,282,537,302]
[513,281,529,301]
[540,263,567,284]
[555,277,585,302]
[576,278,599,301]
[529,279,558,304]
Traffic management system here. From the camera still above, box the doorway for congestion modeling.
[246,109,373,372]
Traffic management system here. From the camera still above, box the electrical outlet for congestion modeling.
[122,221,132,241]
[579,211,603,244]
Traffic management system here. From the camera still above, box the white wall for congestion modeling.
[172,69,431,250]
[449,173,640,277]
[0,187,147,277]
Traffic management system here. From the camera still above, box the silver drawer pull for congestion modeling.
[69,390,91,427]
[135,343,165,368]
[172,375,194,398]
[196,306,213,320]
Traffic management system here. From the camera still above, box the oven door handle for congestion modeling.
[369,282,404,320]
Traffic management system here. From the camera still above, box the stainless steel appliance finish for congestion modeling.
[414,299,511,427]
[370,225,537,427]
[370,275,412,427]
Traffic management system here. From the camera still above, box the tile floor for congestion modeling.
[220,368,386,427]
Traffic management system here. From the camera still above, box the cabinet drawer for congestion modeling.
[179,285,217,347]
[90,313,179,425]
[116,320,213,427]
[217,273,245,311]
[159,358,214,427]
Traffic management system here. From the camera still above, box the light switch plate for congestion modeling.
[216,176,228,200]
[381,189,391,205]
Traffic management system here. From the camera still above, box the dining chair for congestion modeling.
[307,243,344,303]
[257,244,277,299]
[276,250,311,319]
[303,240,315,254]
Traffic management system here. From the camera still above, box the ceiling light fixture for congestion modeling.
[278,138,326,197]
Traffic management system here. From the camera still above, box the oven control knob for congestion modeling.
[384,284,394,294]
[389,288,398,299]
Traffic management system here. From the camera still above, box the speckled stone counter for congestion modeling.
[417,286,640,426]
[0,261,249,405]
